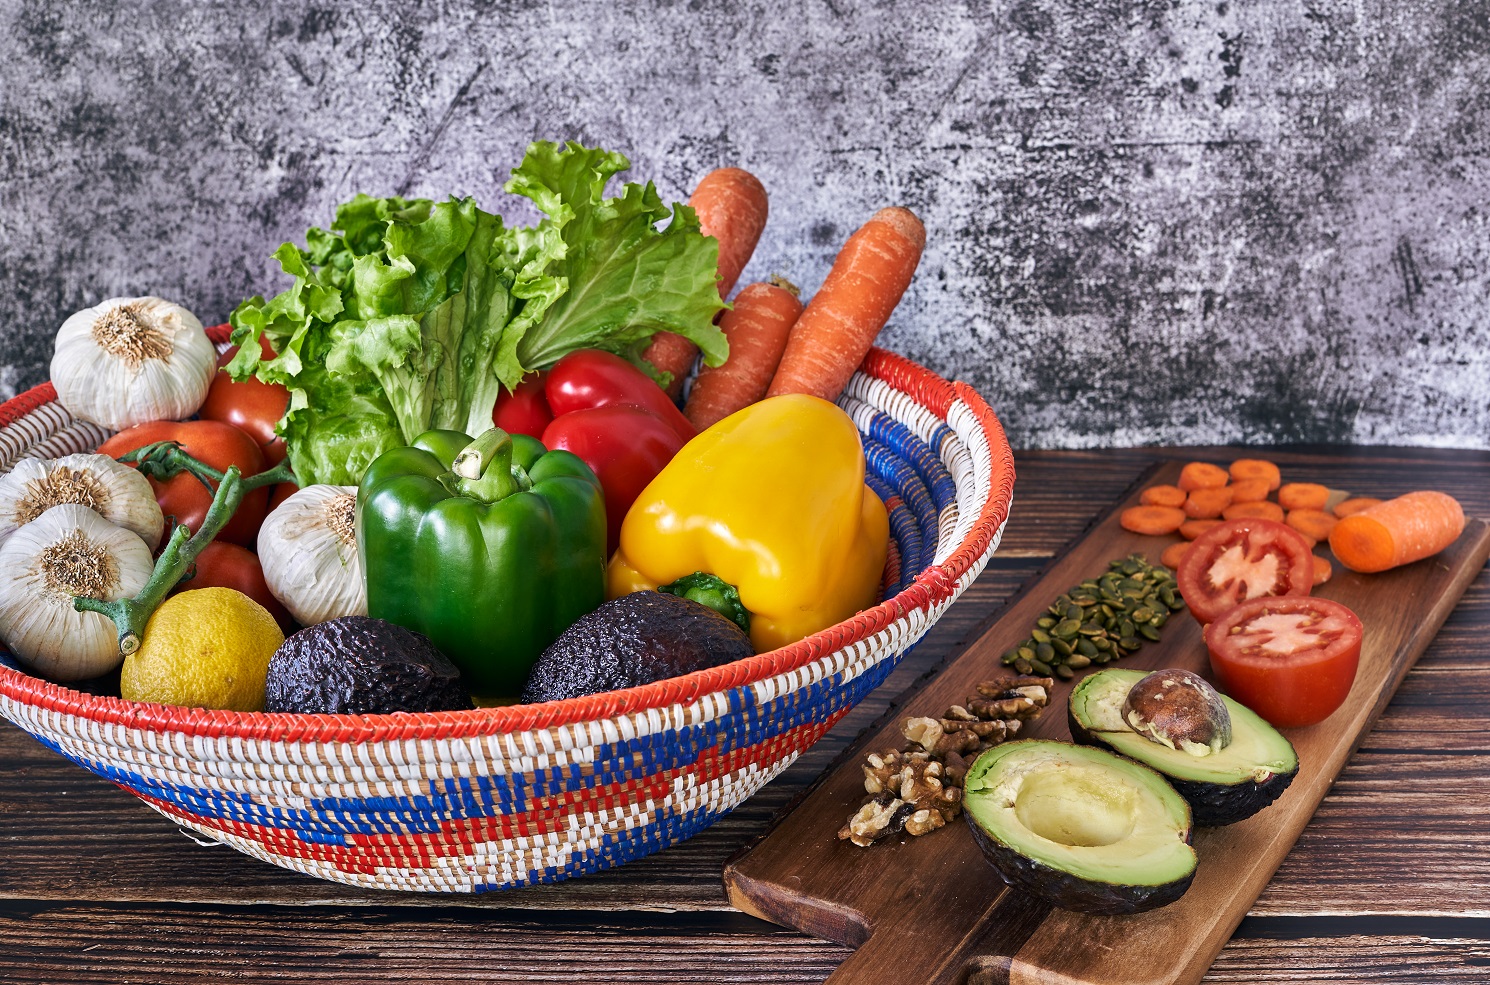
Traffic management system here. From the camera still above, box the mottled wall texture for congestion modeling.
[2,0,1486,448]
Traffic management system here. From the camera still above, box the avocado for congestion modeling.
[1068,667,1298,826]
[521,591,755,704]
[265,616,474,715]
[963,739,1196,915]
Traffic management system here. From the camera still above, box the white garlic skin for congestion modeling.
[0,454,165,551]
[0,503,155,682]
[258,484,367,627]
[50,296,216,432]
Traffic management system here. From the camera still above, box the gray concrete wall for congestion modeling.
[2,0,1486,449]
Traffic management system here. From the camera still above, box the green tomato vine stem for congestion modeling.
[73,442,296,657]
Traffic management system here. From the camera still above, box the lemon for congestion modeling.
[120,587,285,711]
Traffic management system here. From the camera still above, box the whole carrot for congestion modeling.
[684,280,803,430]
[767,206,925,402]
[644,167,770,399]
[1329,490,1466,573]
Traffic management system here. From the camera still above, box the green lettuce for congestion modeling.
[228,142,726,486]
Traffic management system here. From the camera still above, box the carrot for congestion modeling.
[644,167,770,399]
[1177,462,1229,492]
[1140,484,1187,508]
[1160,540,1192,570]
[1333,497,1383,518]
[684,281,803,429]
[1311,555,1333,586]
[1120,505,1186,536]
[1228,459,1282,490]
[1329,491,1467,573]
[767,207,925,402]
[1228,478,1271,504]
[1221,500,1285,523]
[1278,482,1331,511]
[1183,486,1234,519]
[1179,518,1222,540]
[1287,508,1338,544]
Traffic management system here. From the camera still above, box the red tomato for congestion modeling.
[97,420,270,548]
[200,343,290,466]
[492,373,555,439]
[1176,517,1315,624]
[268,480,298,514]
[545,350,696,444]
[541,406,688,554]
[1205,595,1363,728]
[174,541,294,632]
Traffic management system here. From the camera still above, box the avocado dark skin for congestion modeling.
[265,616,474,715]
[521,591,755,704]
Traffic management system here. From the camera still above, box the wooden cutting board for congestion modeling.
[725,461,1490,985]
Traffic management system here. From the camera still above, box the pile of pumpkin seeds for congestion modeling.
[1000,554,1186,680]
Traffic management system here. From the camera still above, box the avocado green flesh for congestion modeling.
[1070,668,1297,784]
[964,740,1196,914]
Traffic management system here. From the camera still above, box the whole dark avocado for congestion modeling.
[265,616,474,715]
[521,591,755,704]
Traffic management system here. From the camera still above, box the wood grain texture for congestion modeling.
[727,455,1490,985]
[1,447,1487,984]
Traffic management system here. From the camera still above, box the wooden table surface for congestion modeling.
[3,445,1488,984]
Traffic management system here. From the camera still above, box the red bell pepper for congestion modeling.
[494,350,695,552]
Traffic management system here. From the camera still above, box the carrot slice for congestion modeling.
[1311,555,1333,586]
[1228,478,1271,504]
[1278,482,1331,511]
[1177,462,1229,492]
[1179,518,1223,540]
[1183,486,1234,519]
[1119,505,1187,536]
[1160,540,1192,570]
[1140,484,1187,509]
[1329,491,1467,573]
[1333,497,1383,518]
[1221,500,1285,523]
[1228,459,1282,491]
[1287,508,1339,544]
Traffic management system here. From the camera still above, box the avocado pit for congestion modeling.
[1123,668,1232,757]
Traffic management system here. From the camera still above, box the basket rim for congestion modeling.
[0,334,1015,741]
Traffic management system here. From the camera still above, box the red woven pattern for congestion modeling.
[0,382,59,431]
[0,340,1015,743]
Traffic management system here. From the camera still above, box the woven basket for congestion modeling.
[0,330,1015,892]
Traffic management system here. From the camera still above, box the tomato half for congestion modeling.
[1205,595,1363,728]
[200,343,290,466]
[1176,517,1315,624]
[97,420,269,548]
[174,541,294,632]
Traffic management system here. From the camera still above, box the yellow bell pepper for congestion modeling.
[607,394,889,652]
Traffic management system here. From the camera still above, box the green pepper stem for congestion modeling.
[450,427,531,503]
[658,572,751,635]
[74,451,296,656]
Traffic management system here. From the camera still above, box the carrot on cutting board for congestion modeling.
[767,206,926,403]
[1179,518,1222,540]
[1312,555,1333,586]
[1120,505,1187,536]
[644,167,770,399]
[1228,478,1272,504]
[1287,508,1338,544]
[1222,500,1285,523]
[1140,484,1187,508]
[1333,497,1383,518]
[1278,482,1331,511]
[1183,486,1234,519]
[1329,491,1467,573]
[1229,459,1282,490]
[684,280,803,429]
[1177,461,1229,492]
[1160,540,1193,570]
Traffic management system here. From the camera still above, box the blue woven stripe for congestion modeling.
[865,473,921,597]
[864,438,938,575]
[863,411,959,514]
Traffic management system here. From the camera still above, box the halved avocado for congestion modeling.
[963,739,1196,915]
[1068,667,1299,827]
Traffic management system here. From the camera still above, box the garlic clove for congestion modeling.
[50,297,217,432]
[0,454,165,551]
[258,484,367,627]
[0,503,155,681]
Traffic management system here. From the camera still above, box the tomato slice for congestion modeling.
[1205,595,1363,728]
[1176,517,1315,624]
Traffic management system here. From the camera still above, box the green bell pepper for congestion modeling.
[356,426,607,696]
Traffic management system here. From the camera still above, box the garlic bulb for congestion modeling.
[50,296,216,431]
[258,485,366,626]
[0,503,154,681]
[0,454,164,550]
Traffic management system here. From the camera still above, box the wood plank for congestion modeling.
[725,456,1490,985]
